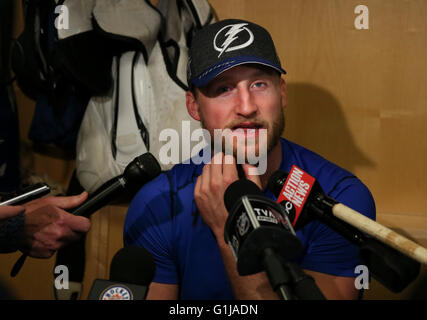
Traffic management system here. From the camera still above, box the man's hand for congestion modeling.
[194,152,262,242]
[194,153,276,299]
[0,206,25,227]
[21,192,91,258]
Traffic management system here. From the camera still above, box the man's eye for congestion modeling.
[252,82,266,89]
[217,86,231,94]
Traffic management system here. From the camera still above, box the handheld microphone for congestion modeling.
[268,165,424,292]
[11,153,161,278]
[224,179,306,299]
[268,165,427,265]
[88,246,155,300]
[72,152,161,217]
[224,179,302,275]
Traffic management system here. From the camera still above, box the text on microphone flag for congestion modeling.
[277,165,315,225]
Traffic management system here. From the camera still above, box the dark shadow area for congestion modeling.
[284,82,375,173]
[0,278,16,300]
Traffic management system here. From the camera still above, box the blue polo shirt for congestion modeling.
[124,138,376,299]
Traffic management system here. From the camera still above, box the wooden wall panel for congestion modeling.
[1,0,426,300]
[207,0,427,299]
[80,205,127,300]
[210,0,427,219]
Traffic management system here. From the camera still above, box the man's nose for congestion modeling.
[235,87,258,117]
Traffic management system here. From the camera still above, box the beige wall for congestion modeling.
[0,0,426,299]
[211,0,427,219]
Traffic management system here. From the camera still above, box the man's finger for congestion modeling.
[200,160,211,192]
[223,154,238,184]
[60,211,91,233]
[44,192,89,210]
[242,164,262,189]
[211,152,225,185]
[0,205,25,222]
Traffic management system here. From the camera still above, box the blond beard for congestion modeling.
[200,109,285,161]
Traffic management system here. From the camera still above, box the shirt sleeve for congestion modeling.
[123,175,179,284]
[0,209,25,253]
[298,178,376,277]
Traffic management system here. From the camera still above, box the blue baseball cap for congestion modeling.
[187,19,286,88]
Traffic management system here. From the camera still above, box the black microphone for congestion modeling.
[72,152,161,217]
[11,153,161,278]
[267,166,422,292]
[88,246,155,300]
[224,179,302,275]
[268,168,363,237]
[223,179,305,299]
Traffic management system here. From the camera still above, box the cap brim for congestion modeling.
[190,56,286,88]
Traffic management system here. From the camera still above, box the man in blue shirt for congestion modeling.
[124,19,375,300]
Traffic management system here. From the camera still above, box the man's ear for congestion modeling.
[280,78,287,110]
[186,90,201,121]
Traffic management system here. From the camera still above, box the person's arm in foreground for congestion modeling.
[0,192,91,258]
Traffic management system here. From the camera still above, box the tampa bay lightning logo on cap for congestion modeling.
[213,23,254,58]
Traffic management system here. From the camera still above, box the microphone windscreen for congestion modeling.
[109,246,155,286]
[267,169,288,196]
[136,153,162,180]
[224,179,263,212]
[123,152,162,188]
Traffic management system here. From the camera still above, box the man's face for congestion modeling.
[186,64,286,160]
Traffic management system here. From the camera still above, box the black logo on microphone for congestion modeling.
[236,213,250,236]
[281,200,297,225]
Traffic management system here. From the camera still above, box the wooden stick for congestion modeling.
[332,203,427,265]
